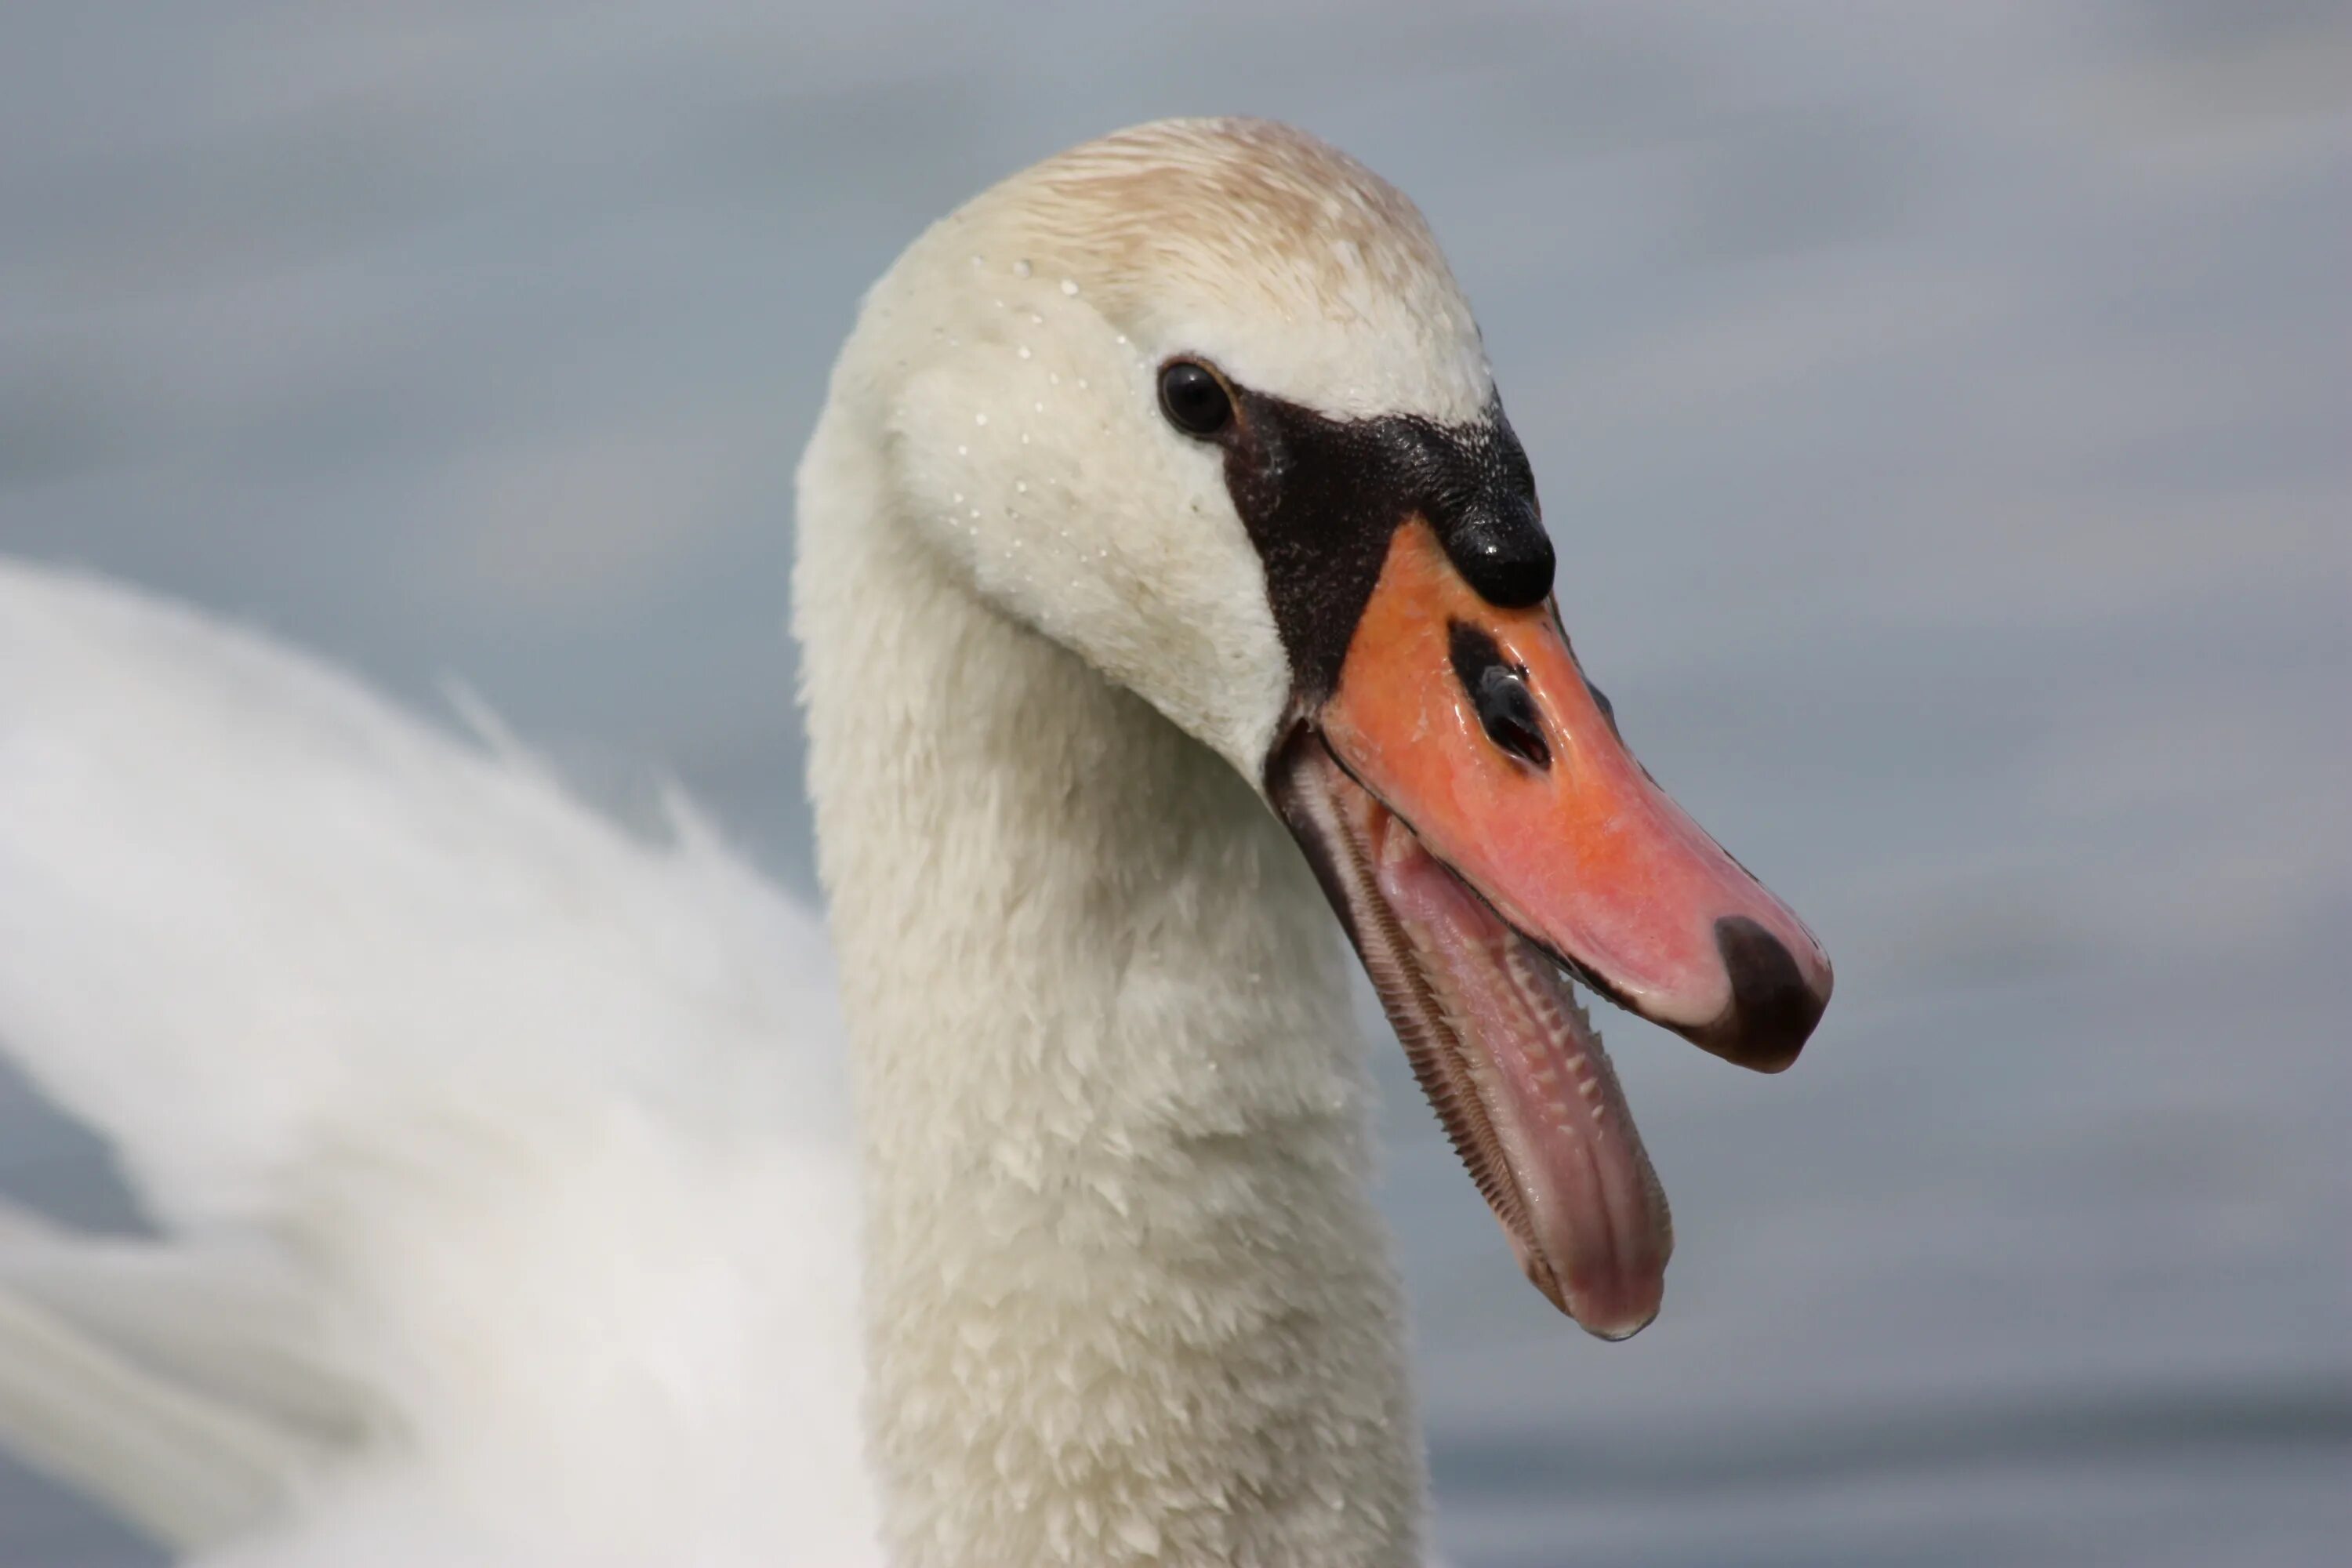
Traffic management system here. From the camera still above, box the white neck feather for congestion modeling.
[797,403,1425,1566]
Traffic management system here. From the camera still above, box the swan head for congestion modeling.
[823,118,1833,1338]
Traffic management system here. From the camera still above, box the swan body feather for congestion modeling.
[0,561,879,1564]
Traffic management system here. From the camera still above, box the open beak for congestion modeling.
[1270,520,1833,1338]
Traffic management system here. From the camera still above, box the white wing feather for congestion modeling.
[0,559,879,1566]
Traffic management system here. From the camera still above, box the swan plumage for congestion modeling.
[0,562,877,1564]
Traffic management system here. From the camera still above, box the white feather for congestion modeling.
[0,560,880,1566]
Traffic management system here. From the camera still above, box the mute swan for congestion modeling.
[0,118,1830,1567]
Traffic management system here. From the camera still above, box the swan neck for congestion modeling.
[796,412,1425,1567]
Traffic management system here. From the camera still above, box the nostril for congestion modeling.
[1449,621,1550,769]
[1474,668,1549,768]
[1710,916,1825,1072]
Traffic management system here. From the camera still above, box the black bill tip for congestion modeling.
[1692,914,1827,1073]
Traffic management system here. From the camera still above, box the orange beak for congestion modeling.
[1322,521,1831,1069]
[1270,519,1832,1337]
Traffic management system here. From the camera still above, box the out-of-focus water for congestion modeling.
[2,2,2347,1563]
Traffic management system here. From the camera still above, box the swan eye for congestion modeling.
[1158,361,1233,437]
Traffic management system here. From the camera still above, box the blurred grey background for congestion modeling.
[2,2,2347,1564]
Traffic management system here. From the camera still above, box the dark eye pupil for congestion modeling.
[1159,362,1232,436]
